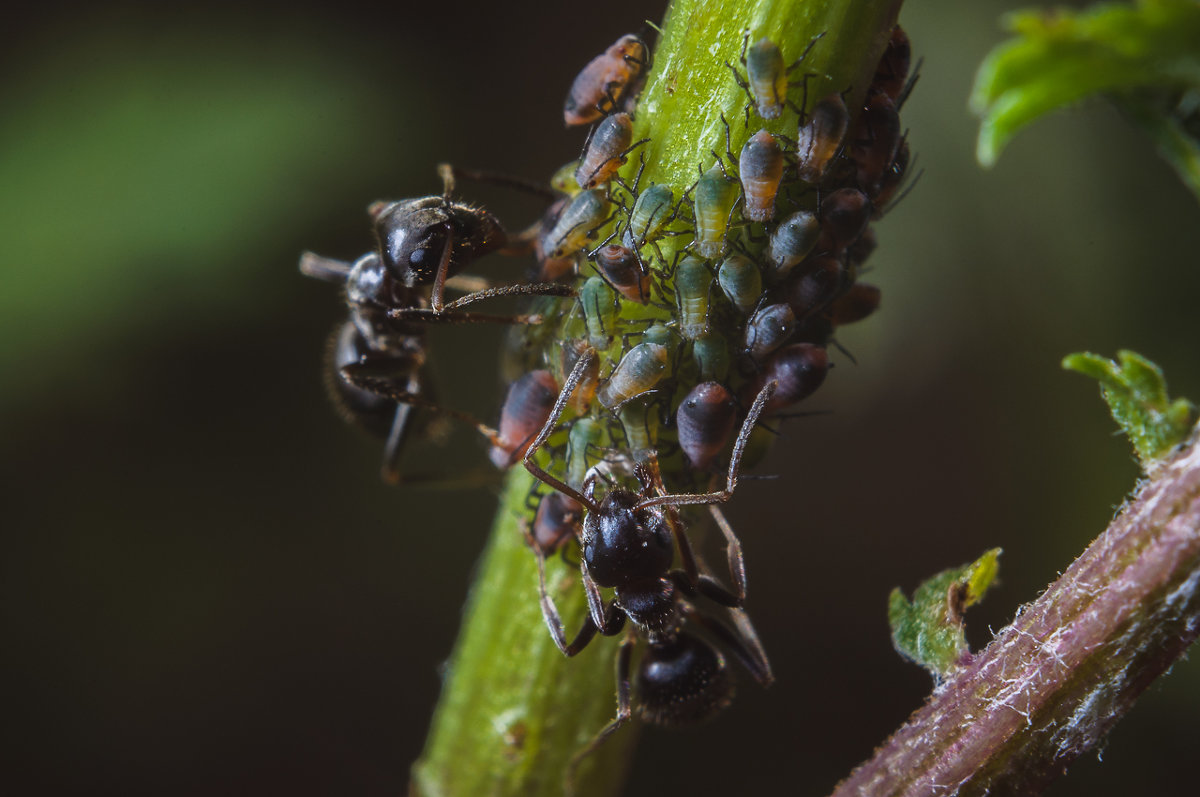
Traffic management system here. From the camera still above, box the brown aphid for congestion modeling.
[564,35,649,127]
[531,491,583,554]
[872,26,911,102]
[796,93,849,184]
[739,131,785,222]
[783,254,846,319]
[818,187,871,252]
[490,370,559,468]
[676,382,737,471]
[750,343,830,413]
[845,226,877,269]
[593,244,650,303]
[828,283,881,327]
[850,92,902,195]
[576,113,646,189]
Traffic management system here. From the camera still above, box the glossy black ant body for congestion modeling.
[521,348,777,780]
[300,164,576,482]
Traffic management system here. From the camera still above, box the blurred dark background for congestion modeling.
[4,0,1198,794]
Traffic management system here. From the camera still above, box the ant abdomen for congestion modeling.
[638,632,734,727]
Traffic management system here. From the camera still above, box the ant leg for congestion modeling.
[522,348,600,511]
[565,631,637,794]
[687,606,773,687]
[387,307,548,325]
[636,380,777,511]
[298,251,353,283]
[526,524,603,656]
[342,368,504,449]
[705,504,747,605]
[437,163,560,202]
[436,282,577,312]
[380,402,417,484]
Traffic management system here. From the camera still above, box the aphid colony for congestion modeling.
[300,23,915,782]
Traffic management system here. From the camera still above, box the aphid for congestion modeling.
[717,255,763,315]
[871,138,912,217]
[738,131,785,223]
[749,343,829,413]
[532,197,577,282]
[624,182,678,257]
[641,323,679,351]
[581,276,618,350]
[767,210,820,279]
[743,302,796,362]
[783,254,846,319]
[676,381,737,470]
[576,112,648,190]
[850,92,901,195]
[828,282,882,327]
[693,330,731,382]
[544,189,612,260]
[796,93,849,184]
[845,225,877,269]
[592,244,650,303]
[675,255,714,340]
[564,34,650,127]
[727,32,822,121]
[560,338,602,413]
[549,162,582,197]
[618,398,660,463]
[596,342,669,409]
[692,163,740,259]
[489,371,559,468]
[531,491,583,555]
[872,26,911,103]
[819,187,872,252]
[523,349,776,779]
[566,416,603,488]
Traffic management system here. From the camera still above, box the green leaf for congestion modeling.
[889,548,1002,679]
[971,0,1200,196]
[1062,350,1196,467]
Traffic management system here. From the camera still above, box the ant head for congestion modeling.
[371,197,505,287]
[638,631,733,726]
[582,487,673,588]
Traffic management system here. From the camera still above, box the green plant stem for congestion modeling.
[411,1,901,794]
[832,425,1200,797]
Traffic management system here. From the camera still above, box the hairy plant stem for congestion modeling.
[832,426,1200,797]
[411,0,900,795]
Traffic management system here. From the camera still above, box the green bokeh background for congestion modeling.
[4,1,1198,794]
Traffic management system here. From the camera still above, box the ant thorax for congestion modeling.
[344,254,426,346]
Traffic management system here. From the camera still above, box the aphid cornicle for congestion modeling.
[828,282,882,327]
[564,34,650,127]
[744,302,796,363]
[693,164,740,259]
[596,342,670,409]
[490,370,559,468]
[576,112,647,190]
[522,349,777,781]
[544,189,612,260]
[675,255,714,340]
[739,131,785,222]
[592,244,650,304]
[676,381,737,471]
[796,93,849,184]
[767,210,820,279]
[717,255,763,315]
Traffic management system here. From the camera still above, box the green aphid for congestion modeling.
[618,398,660,463]
[674,255,714,340]
[566,417,603,488]
[718,255,763,315]
[693,330,731,382]
[597,343,669,409]
[545,189,610,259]
[581,276,618,350]
[693,165,739,259]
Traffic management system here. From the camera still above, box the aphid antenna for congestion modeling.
[881,162,924,217]
[828,336,858,366]
[897,57,924,111]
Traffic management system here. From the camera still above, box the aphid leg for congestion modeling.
[522,348,600,511]
[565,631,637,794]
[637,380,777,511]
[612,139,651,192]
[897,57,923,111]
[719,113,737,166]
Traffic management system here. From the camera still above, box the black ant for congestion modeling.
[521,348,777,782]
[299,164,576,482]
